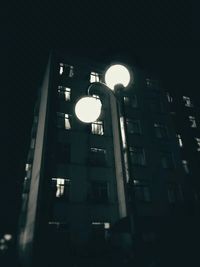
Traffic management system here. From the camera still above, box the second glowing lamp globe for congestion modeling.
[75,64,131,123]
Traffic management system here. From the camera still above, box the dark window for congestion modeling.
[182,160,189,174]
[129,147,146,165]
[154,123,168,138]
[51,178,70,200]
[88,181,108,203]
[126,119,141,134]
[161,152,174,169]
[89,147,107,166]
[124,95,138,108]
[146,78,158,88]
[133,180,151,202]
[56,143,70,163]
[167,183,183,203]
[150,97,164,113]
[91,222,110,242]
[56,112,71,130]
[91,121,104,135]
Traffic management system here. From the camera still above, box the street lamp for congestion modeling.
[74,62,135,254]
[75,64,131,123]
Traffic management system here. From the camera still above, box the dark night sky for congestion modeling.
[0,2,196,233]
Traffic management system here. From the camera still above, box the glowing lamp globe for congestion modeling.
[75,97,102,123]
[105,64,131,90]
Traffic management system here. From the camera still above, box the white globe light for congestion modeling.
[105,64,131,90]
[75,97,102,123]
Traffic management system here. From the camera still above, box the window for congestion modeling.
[133,180,151,202]
[183,96,193,107]
[59,63,74,77]
[167,184,183,203]
[189,116,197,128]
[58,86,71,101]
[124,95,138,108]
[90,72,100,83]
[48,222,69,232]
[91,121,104,135]
[161,152,174,169]
[52,178,70,200]
[195,137,200,151]
[150,97,164,113]
[92,94,100,99]
[177,134,183,147]
[88,181,108,203]
[146,78,159,88]
[56,143,70,163]
[56,112,71,130]
[182,160,189,174]
[25,163,32,172]
[126,119,141,134]
[154,123,168,138]
[166,92,173,103]
[129,147,146,165]
[89,147,107,166]
[91,222,110,241]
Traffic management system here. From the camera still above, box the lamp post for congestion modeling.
[75,63,135,244]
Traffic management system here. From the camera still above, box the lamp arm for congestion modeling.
[87,82,115,98]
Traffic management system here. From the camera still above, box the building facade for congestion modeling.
[18,52,199,266]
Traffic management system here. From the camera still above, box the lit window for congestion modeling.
[177,134,183,147]
[189,116,197,128]
[129,147,146,166]
[59,63,74,77]
[91,121,104,135]
[25,163,32,172]
[89,147,107,166]
[182,160,189,174]
[154,123,168,138]
[56,112,71,130]
[124,95,138,108]
[167,184,183,203]
[166,92,173,103]
[161,152,174,169]
[88,181,108,203]
[126,119,141,134]
[90,72,100,83]
[183,96,193,107]
[64,114,71,129]
[58,86,71,101]
[52,178,70,199]
[92,222,110,229]
[195,137,200,151]
[133,180,151,202]
[92,94,100,99]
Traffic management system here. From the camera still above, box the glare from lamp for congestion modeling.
[105,64,131,90]
[75,97,102,123]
